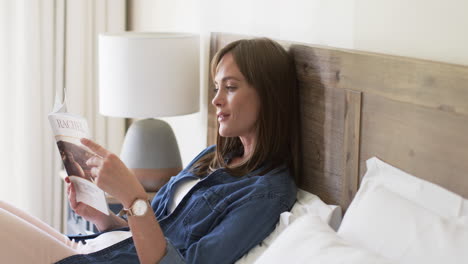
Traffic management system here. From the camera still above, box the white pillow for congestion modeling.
[289,189,342,231]
[255,214,394,264]
[338,157,468,264]
[236,189,342,264]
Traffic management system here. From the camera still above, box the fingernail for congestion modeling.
[64,177,70,183]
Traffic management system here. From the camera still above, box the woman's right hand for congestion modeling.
[65,176,110,225]
[65,176,129,231]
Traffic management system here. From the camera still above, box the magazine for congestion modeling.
[48,90,109,215]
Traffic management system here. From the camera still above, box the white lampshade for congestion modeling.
[98,32,200,118]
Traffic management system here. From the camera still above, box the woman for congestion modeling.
[0,37,300,264]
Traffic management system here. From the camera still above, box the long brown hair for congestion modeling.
[192,38,300,180]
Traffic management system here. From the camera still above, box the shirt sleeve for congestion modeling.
[159,194,289,264]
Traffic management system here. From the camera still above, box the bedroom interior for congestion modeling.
[1,0,467,263]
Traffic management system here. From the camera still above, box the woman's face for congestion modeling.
[212,53,260,139]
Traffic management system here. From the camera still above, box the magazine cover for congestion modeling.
[48,89,109,215]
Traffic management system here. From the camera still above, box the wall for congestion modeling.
[354,0,468,66]
[128,0,468,165]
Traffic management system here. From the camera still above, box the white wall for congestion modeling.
[129,0,468,165]
[354,0,468,66]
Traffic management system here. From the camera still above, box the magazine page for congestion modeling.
[48,90,109,215]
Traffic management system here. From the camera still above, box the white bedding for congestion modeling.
[235,189,341,264]
[237,157,468,264]
[255,215,393,264]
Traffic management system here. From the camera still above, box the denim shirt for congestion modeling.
[57,145,297,264]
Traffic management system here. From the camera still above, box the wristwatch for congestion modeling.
[118,198,151,217]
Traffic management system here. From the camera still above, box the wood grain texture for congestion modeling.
[359,92,468,198]
[296,78,345,205]
[291,44,347,206]
[208,33,468,211]
[207,33,220,146]
[342,90,362,209]
[337,51,468,116]
[290,44,468,116]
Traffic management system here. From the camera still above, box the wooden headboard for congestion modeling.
[207,32,468,211]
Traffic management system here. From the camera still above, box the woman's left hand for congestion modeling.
[80,138,147,208]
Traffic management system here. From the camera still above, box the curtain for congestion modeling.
[0,0,126,231]
[0,0,58,227]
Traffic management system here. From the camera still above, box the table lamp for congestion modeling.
[98,32,200,192]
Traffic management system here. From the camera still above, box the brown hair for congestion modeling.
[193,38,300,181]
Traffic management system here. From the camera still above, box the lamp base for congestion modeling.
[120,118,182,191]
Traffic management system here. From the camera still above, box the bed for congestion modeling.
[206,33,468,264]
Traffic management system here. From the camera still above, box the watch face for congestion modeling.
[133,199,148,216]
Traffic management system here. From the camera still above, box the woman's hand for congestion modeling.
[80,138,147,208]
[66,176,107,222]
[66,177,129,231]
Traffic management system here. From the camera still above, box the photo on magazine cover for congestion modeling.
[57,139,95,182]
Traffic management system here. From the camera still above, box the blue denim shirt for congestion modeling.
[57,145,297,264]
